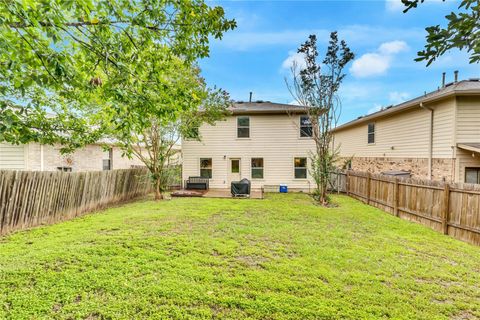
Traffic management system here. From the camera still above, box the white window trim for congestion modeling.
[367,122,376,145]
[251,157,264,180]
[299,115,313,139]
[199,157,213,179]
[293,156,308,180]
[237,116,250,139]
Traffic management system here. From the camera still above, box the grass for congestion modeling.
[0,194,479,319]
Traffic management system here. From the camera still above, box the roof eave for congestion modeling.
[332,90,462,133]
[231,109,308,115]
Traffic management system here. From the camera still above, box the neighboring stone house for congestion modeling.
[182,101,316,191]
[0,142,145,172]
[332,78,480,184]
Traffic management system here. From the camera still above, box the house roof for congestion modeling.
[229,101,308,115]
[457,143,480,154]
[332,79,480,133]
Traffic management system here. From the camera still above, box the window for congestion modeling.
[367,123,375,144]
[294,157,307,179]
[300,116,313,137]
[465,168,480,184]
[200,158,212,178]
[251,158,264,179]
[237,116,250,138]
[231,159,240,173]
[103,148,113,171]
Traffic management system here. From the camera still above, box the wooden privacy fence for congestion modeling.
[331,171,480,246]
[0,168,150,235]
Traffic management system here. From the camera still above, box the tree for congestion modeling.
[0,0,236,150]
[287,32,354,205]
[105,53,231,200]
[401,0,480,65]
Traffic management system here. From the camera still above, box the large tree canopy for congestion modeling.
[402,0,480,65]
[0,0,236,150]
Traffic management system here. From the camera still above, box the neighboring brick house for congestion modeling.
[332,78,480,184]
[0,142,146,172]
[182,101,316,191]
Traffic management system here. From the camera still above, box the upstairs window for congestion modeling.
[237,116,250,138]
[294,157,307,179]
[300,116,313,137]
[251,158,264,179]
[200,158,212,179]
[367,123,375,144]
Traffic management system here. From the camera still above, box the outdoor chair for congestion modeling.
[185,176,209,190]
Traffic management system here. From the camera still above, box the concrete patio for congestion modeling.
[171,188,263,199]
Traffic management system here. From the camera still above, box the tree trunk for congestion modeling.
[154,176,164,200]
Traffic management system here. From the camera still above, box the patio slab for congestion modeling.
[171,188,263,199]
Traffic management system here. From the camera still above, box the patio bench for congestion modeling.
[185,176,209,190]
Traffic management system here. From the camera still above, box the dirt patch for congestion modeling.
[235,254,269,269]
[415,277,461,288]
[451,311,476,320]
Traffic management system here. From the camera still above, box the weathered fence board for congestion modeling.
[331,170,480,246]
[0,169,150,235]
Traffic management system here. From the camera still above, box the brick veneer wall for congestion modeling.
[26,143,145,172]
[342,157,454,182]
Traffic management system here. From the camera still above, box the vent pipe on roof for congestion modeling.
[454,70,459,83]
[442,72,446,88]
[249,92,253,103]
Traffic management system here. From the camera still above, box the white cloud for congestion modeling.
[281,51,306,71]
[389,91,410,104]
[350,40,408,78]
[350,53,390,78]
[379,40,409,55]
[385,0,405,12]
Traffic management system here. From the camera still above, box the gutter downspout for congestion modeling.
[420,102,433,180]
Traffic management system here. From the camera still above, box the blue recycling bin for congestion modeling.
[279,184,288,193]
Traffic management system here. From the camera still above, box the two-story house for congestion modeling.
[182,101,316,191]
[332,78,480,184]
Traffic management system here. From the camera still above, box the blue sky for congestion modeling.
[200,0,480,124]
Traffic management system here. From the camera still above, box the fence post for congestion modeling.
[442,183,450,235]
[366,172,371,205]
[394,178,399,217]
[346,171,350,196]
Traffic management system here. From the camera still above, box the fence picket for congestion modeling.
[331,170,480,246]
[0,169,150,236]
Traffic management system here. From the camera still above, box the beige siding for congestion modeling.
[454,96,480,183]
[456,148,480,183]
[182,114,316,190]
[26,143,144,171]
[455,96,480,144]
[334,108,430,158]
[432,98,456,158]
[334,98,456,160]
[0,143,26,170]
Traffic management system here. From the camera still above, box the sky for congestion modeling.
[199,0,480,125]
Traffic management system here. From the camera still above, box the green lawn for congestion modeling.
[0,194,479,319]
